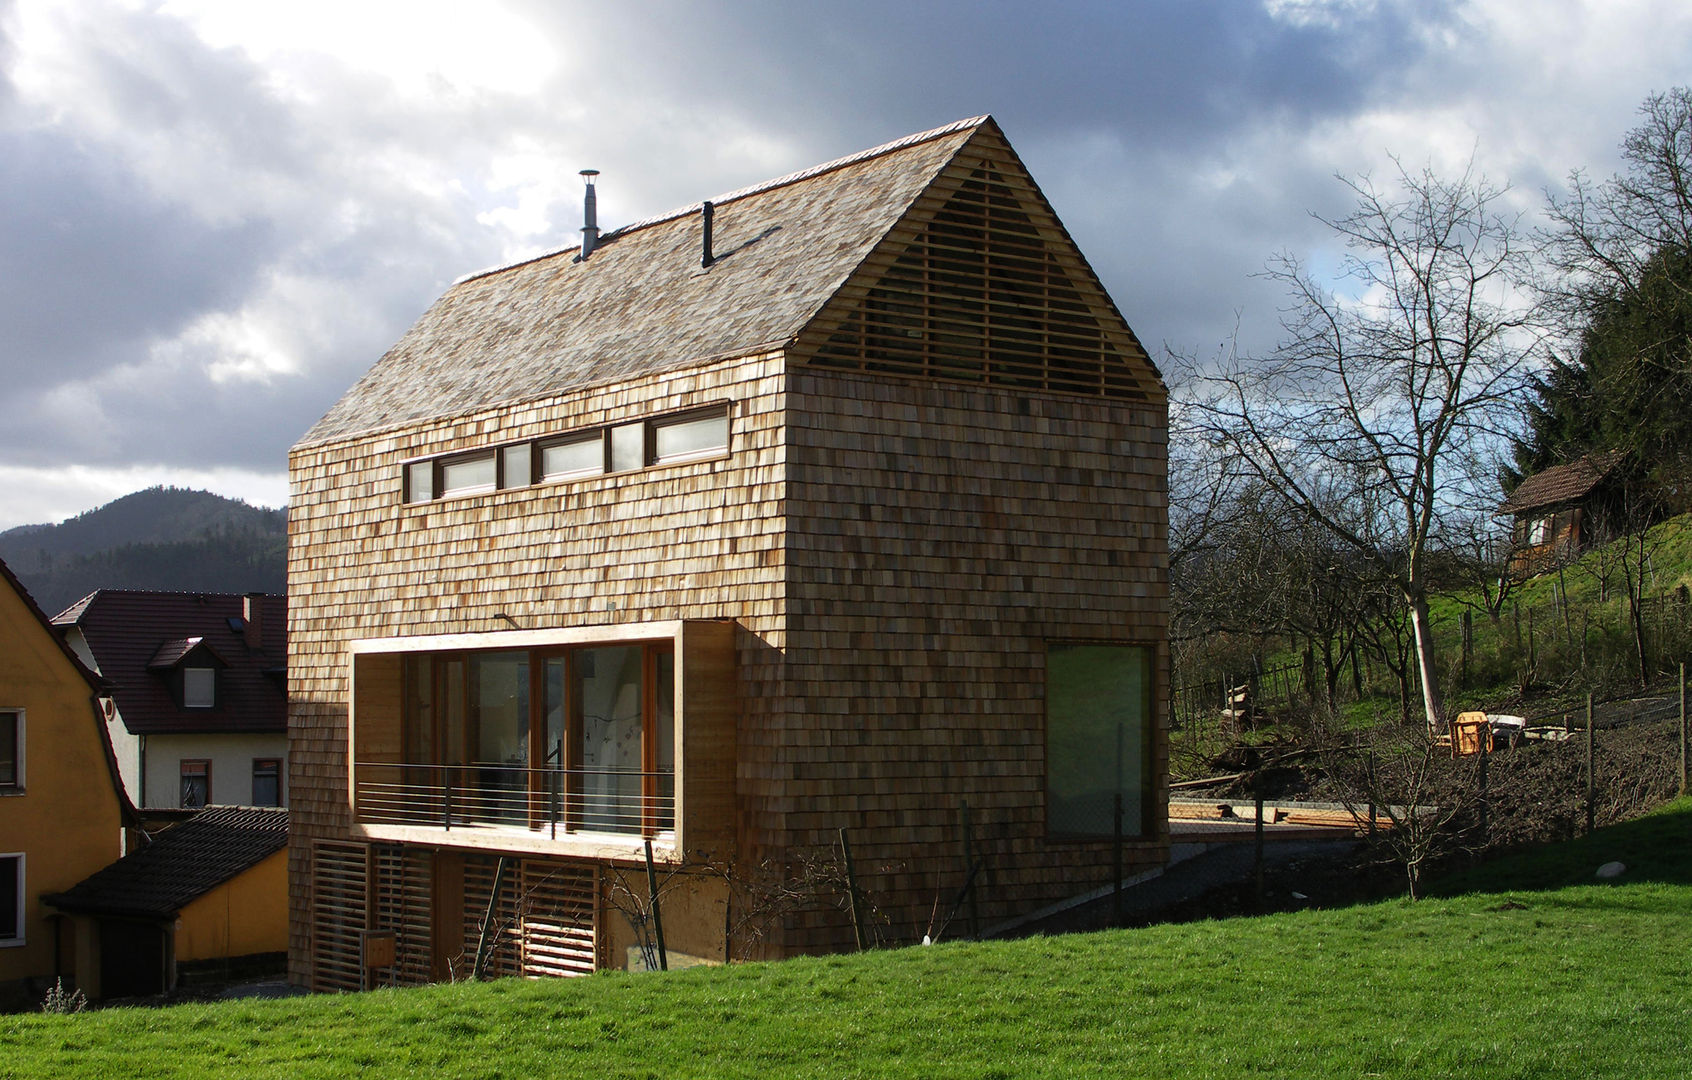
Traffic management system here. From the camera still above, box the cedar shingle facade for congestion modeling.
[288,117,1169,988]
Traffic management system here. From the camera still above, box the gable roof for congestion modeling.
[300,118,988,447]
[0,554,105,696]
[43,806,287,920]
[1499,450,1628,515]
[298,116,1161,449]
[51,591,286,736]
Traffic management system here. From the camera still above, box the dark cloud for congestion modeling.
[0,130,275,390]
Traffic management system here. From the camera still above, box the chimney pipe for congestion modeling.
[701,201,715,269]
[579,169,600,260]
[243,593,263,651]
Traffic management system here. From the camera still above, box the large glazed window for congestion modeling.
[390,642,674,836]
[1046,644,1152,837]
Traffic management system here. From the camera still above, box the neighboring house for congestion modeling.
[0,557,132,1007]
[289,116,1169,990]
[54,592,288,809]
[1500,450,1629,578]
[45,806,287,1000]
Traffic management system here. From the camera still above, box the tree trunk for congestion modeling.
[1407,592,1445,733]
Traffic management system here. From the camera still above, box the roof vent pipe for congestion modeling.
[579,169,600,260]
[701,201,715,269]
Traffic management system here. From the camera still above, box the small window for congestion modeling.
[252,758,282,806]
[652,408,729,464]
[609,423,646,473]
[181,760,211,808]
[405,460,435,504]
[0,854,22,946]
[183,668,216,709]
[540,433,605,481]
[440,451,497,497]
[500,444,532,490]
[1529,516,1552,544]
[0,711,19,793]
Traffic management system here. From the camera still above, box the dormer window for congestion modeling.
[184,667,217,709]
[147,638,227,709]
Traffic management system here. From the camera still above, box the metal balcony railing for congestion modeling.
[353,762,675,838]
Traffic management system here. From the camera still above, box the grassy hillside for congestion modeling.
[4,803,1690,1079]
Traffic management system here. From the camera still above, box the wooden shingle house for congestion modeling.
[288,117,1169,989]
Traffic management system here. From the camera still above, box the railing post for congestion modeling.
[444,767,454,832]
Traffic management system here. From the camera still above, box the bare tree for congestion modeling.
[1185,162,1541,732]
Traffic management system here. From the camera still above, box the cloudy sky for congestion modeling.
[1,0,1689,530]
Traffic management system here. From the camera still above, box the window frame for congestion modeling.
[0,853,22,947]
[252,758,282,806]
[0,709,21,795]
[400,401,733,506]
[1043,641,1156,842]
[399,640,676,837]
[180,759,212,808]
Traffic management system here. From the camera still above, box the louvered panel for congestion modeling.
[311,841,369,993]
[462,855,522,980]
[518,859,598,978]
[372,846,433,987]
[808,165,1151,401]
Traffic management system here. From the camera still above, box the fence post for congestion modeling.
[1253,775,1265,907]
[1680,662,1687,798]
[1477,729,1489,847]
[644,840,669,971]
[1586,693,1596,836]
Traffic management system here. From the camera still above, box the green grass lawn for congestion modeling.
[5,806,1691,1079]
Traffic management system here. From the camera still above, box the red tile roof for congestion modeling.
[1498,450,1628,515]
[51,591,286,736]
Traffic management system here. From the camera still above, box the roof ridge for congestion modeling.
[453,116,991,286]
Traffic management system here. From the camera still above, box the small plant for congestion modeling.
[41,978,88,1015]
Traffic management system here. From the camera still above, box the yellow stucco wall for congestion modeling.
[601,867,730,971]
[0,575,127,985]
[175,849,288,963]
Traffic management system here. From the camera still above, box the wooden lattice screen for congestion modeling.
[460,855,598,980]
[809,166,1150,401]
[372,846,434,987]
[311,841,370,993]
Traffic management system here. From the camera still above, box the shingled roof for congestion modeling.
[43,806,287,920]
[300,118,988,446]
[299,116,1161,449]
[52,591,285,736]
[1499,450,1628,515]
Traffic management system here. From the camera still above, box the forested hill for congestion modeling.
[0,487,287,617]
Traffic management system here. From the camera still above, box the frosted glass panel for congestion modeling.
[609,423,645,472]
[653,411,727,462]
[440,452,496,495]
[540,435,603,480]
[1046,644,1151,837]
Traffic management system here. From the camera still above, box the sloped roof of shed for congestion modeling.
[44,806,287,920]
[51,591,286,736]
[1499,450,1628,515]
[298,117,990,448]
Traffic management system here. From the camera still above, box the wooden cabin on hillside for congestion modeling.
[1500,450,1628,578]
[288,116,1169,990]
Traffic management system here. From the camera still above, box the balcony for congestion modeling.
[347,619,736,863]
[353,762,674,838]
